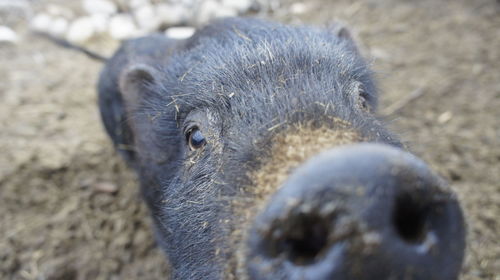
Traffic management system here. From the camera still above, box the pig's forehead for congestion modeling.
[157,27,373,123]
[174,31,370,97]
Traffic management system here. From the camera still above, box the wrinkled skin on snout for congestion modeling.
[97,18,465,279]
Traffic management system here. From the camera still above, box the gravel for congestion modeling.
[0,25,18,43]
[82,0,118,16]
[23,0,266,42]
[108,13,140,39]
[66,17,96,43]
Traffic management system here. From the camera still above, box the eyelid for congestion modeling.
[184,126,198,144]
[183,121,197,135]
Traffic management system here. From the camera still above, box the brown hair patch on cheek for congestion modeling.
[227,121,363,279]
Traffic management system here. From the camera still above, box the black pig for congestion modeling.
[97,18,465,279]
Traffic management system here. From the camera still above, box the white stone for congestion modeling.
[290,2,308,15]
[196,0,237,25]
[66,17,95,43]
[0,0,30,10]
[438,111,453,124]
[89,14,108,33]
[108,14,139,40]
[165,26,195,39]
[134,4,161,32]
[216,7,238,18]
[221,0,253,13]
[46,4,74,18]
[31,13,52,32]
[49,17,68,36]
[0,26,18,43]
[196,0,221,24]
[180,0,196,6]
[156,3,190,26]
[0,0,31,17]
[83,0,117,16]
[129,0,150,9]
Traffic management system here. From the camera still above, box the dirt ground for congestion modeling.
[0,0,498,279]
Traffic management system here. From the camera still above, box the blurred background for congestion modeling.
[0,0,498,279]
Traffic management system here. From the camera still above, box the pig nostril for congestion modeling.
[393,193,429,244]
[284,215,328,264]
[265,213,329,265]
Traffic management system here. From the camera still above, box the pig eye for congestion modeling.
[186,127,206,151]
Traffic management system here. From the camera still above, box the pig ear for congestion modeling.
[327,22,354,41]
[327,22,359,51]
[119,63,159,112]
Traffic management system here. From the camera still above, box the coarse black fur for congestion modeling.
[100,18,405,279]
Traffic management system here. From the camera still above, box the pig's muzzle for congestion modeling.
[245,143,465,280]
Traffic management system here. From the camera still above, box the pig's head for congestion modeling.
[101,19,465,279]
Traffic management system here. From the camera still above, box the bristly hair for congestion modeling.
[129,18,401,279]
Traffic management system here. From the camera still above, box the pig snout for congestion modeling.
[246,143,465,280]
